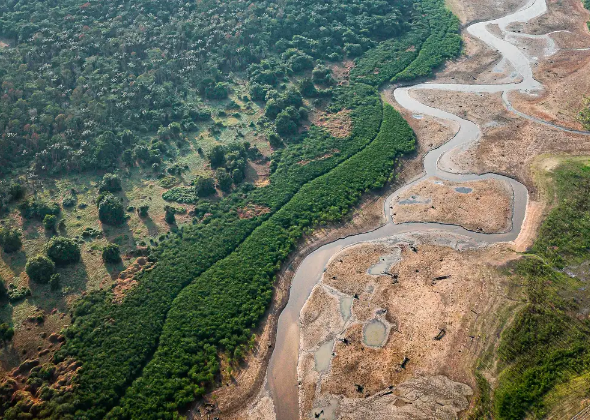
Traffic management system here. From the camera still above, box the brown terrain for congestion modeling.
[191,0,590,418]
[391,177,513,233]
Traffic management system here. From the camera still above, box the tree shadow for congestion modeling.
[1,250,27,278]
[28,261,91,314]
[105,260,125,281]
[139,213,160,237]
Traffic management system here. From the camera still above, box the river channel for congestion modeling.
[265,0,588,418]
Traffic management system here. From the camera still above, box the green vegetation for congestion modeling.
[0,324,14,345]
[98,194,126,226]
[491,161,590,419]
[0,227,22,253]
[99,174,123,193]
[0,0,462,418]
[45,237,81,266]
[102,244,121,264]
[25,255,55,284]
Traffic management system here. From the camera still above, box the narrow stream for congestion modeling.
[266,0,589,418]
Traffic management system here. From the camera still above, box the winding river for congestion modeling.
[265,0,589,418]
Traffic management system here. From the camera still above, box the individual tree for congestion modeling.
[138,204,150,217]
[43,214,57,231]
[216,169,233,192]
[208,145,226,167]
[275,111,298,136]
[0,227,22,253]
[99,173,122,192]
[45,236,81,265]
[25,255,55,284]
[164,206,176,225]
[0,323,14,345]
[98,194,125,225]
[102,243,121,263]
[195,176,216,197]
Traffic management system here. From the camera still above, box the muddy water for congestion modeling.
[266,0,589,418]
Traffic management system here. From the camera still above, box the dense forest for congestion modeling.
[0,0,461,418]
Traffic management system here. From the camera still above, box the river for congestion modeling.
[265,0,589,418]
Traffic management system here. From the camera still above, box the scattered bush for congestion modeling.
[0,227,22,253]
[18,199,60,220]
[7,285,31,302]
[98,173,122,193]
[102,244,121,264]
[45,236,81,265]
[26,255,55,284]
[0,323,14,344]
[98,194,125,225]
[43,214,57,231]
[62,194,76,208]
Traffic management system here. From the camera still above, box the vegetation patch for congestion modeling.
[488,161,590,419]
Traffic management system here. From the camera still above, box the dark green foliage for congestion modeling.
[99,174,123,193]
[164,207,176,225]
[0,324,14,345]
[6,285,31,302]
[98,194,125,226]
[138,204,150,218]
[18,199,60,220]
[25,255,55,284]
[45,236,81,266]
[49,274,61,291]
[195,177,216,198]
[102,244,121,264]
[0,0,462,417]
[43,215,57,231]
[216,169,233,192]
[492,162,590,419]
[115,104,415,417]
[208,145,226,167]
[162,187,197,204]
[62,193,77,208]
[0,227,22,253]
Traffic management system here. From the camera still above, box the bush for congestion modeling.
[0,323,14,344]
[164,206,176,225]
[99,173,122,193]
[102,244,121,263]
[43,214,57,231]
[208,145,226,167]
[216,169,232,192]
[62,194,76,208]
[26,255,55,284]
[18,199,60,220]
[98,194,125,225]
[194,176,216,197]
[45,236,81,265]
[0,227,22,253]
[138,204,149,217]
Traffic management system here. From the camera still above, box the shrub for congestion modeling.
[138,204,149,217]
[208,145,226,167]
[26,255,55,284]
[46,236,81,265]
[0,323,14,344]
[43,214,57,231]
[164,207,176,225]
[216,169,232,192]
[18,199,60,220]
[99,173,122,192]
[0,227,22,253]
[194,177,216,197]
[98,194,125,225]
[62,194,76,208]
[102,244,121,263]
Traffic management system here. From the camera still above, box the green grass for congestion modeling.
[491,160,590,419]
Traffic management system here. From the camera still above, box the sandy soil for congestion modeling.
[297,234,518,419]
[391,177,513,233]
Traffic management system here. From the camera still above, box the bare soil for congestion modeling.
[391,177,513,233]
